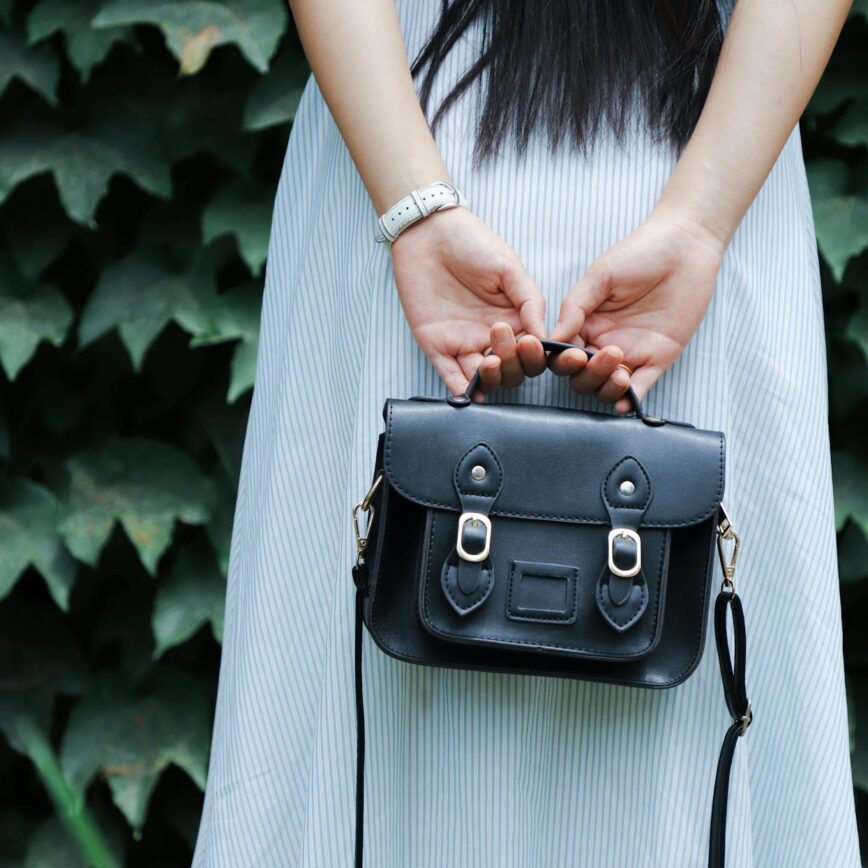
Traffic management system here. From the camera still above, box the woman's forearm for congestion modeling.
[288,0,450,213]
[654,0,851,248]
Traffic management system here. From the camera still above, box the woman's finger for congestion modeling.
[490,322,524,388]
[568,345,624,394]
[434,352,471,398]
[595,366,632,404]
[550,261,613,342]
[613,365,660,413]
[499,259,546,339]
[516,335,547,377]
[547,347,589,377]
[477,353,502,395]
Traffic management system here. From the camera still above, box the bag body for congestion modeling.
[351,341,750,868]
[362,396,725,689]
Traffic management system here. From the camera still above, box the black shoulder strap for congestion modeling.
[352,560,368,868]
[708,586,752,867]
[351,561,751,868]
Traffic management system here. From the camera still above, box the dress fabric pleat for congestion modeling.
[192,2,861,865]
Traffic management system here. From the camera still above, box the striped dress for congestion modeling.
[192,2,861,865]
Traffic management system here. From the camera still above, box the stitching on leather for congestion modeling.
[596,532,666,632]
[422,513,663,656]
[602,455,652,511]
[384,402,726,526]
[453,442,503,498]
[598,572,649,628]
[370,512,715,686]
[506,561,579,624]
[441,536,493,614]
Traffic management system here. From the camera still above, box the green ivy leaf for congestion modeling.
[60,438,213,575]
[0,119,171,226]
[78,249,216,369]
[832,451,868,535]
[202,179,272,276]
[0,478,77,610]
[60,667,209,832]
[152,541,224,657]
[0,600,87,753]
[0,254,73,380]
[0,30,59,105]
[242,47,308,131]
[94,0,287,75]
[189,282,261,402]
[28,0,132,82]
[807,160,868,281]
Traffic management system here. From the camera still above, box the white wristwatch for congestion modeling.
[374,180,468,244]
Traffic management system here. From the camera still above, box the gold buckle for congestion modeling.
[456,512,492,562]
[607,528,641,578]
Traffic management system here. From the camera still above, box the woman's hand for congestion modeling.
[549,211,725,413]
[391,207,548,400]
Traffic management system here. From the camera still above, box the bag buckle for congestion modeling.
[456,512,492,562]
[607,528,641,578]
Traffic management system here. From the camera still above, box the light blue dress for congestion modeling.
[192,2,860,865]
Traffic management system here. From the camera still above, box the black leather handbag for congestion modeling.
[351,340,752,868]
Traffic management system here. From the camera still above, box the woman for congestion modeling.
[193,0,859,865]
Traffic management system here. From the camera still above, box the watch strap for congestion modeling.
[375,181,467,244]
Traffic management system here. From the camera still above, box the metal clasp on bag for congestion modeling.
[716,504,741,594]
[456,512,492,562]
[607,528,642,578]
[352,471,384,564]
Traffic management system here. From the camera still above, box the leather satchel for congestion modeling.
[351,339,752,868]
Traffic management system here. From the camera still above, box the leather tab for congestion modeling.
[597,457,653,630]
[441,443,503,616]
[453,442,503,507]
[441,560,494,616]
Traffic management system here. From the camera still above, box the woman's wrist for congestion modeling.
[651,161,735,258]
[366,150,454,214]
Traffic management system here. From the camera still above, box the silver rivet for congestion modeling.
[471,465,486,481]
[619,480,635,496]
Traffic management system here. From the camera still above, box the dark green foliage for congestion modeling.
[808,11,868,851]
[0,1,864,863]
[0,0,303,863]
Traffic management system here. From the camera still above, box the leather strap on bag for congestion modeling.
[351,494,751,868]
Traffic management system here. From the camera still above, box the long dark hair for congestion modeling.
[410,0,730,165]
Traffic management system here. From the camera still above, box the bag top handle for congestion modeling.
[447,338,662,426]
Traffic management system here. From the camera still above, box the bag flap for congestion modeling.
[382,398,724,527]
